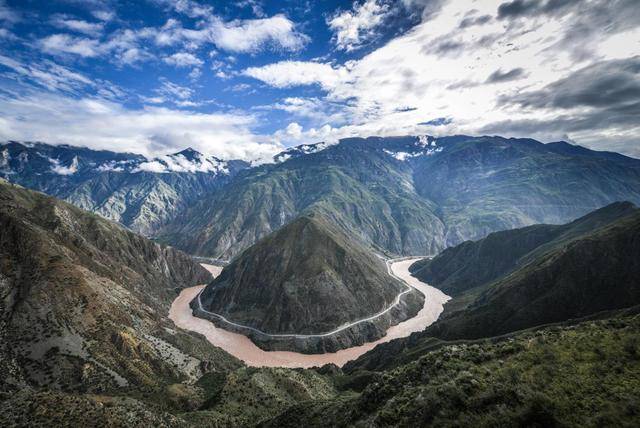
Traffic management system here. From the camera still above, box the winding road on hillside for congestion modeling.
[170,258,450,368]
[191,257,429,338]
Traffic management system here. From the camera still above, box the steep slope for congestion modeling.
[161,135,640,259]
[346,204,640,373]
[194,214,424,353]
[427,208,640,340]
[0,180,240,397]
[410,201,638,297]
[0,141,248,235]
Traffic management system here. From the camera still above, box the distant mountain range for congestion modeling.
[161,135,640,259]
[4,136,640,261]
[0,141,248,235]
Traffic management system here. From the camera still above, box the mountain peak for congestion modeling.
[174,147,202,160]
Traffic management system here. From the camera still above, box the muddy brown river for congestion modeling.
[169,259,450,368]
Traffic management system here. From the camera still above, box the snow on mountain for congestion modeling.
[133,149,229,174]
[383,136,443,161]
[49,156,79,175]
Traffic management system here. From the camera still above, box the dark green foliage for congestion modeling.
[410,201,637,297]
[262,316,640,428]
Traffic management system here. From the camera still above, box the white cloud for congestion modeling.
[40,34,101,57]
[37,12,308,66]
[207,14,308,53]
[154,0,213,18]
[0,90,282,160]
[91,9,116,21]
[244,0,640,156]
[156,79,193,100]
[163,52,204,67]
[327,0,391,51]
[0,55,94,93]
[0,0,19,24]
[51,15,104,36]
[243,61,349,89]
[49,156,79,175]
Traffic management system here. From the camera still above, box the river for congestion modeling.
[168,258,449,368]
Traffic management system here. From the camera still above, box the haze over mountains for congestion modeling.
[0,141,249,236]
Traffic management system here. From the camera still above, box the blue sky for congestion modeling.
[0,0,639,160]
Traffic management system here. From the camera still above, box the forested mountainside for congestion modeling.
[160,135,640,259]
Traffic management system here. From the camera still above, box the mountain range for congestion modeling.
[4,136,640,263]
[1,141,640,426]
[0,141,248,236]
[161,135,640,259]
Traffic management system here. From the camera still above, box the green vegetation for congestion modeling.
[162,136,640,259]
[264,315,640,427]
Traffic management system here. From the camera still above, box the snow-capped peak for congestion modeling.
[133,151,229,174]
[49,156,79,175]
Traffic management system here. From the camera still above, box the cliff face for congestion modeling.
[0,180,240,395]
[195,214,423,353]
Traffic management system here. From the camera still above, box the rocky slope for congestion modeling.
[0,142,248,236]
[0,179,241,399]
[194,214,424,353]
[161,135,640,259]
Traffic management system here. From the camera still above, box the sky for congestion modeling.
[0,0,638,160]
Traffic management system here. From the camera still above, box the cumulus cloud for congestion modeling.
[0,90,281,160]
[243,61,348,89]
[327,0,391,51]
[38,10,307,66]
[163,52,203,67]
[244,0,640,157]
[207,14,309,53]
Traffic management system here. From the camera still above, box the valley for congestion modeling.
[2,136,640,427]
